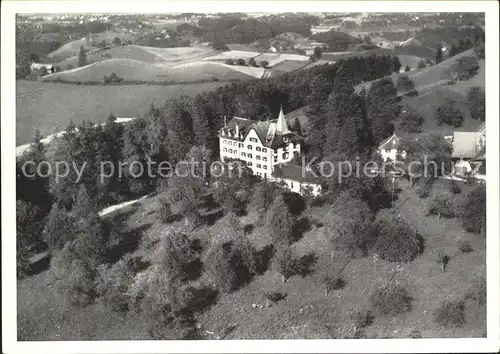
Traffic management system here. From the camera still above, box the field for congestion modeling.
[397,54,426,70]
[47,31,140,61]
[16,80,227,145]
[17,178,486,340]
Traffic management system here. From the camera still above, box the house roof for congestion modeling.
[476,122,485,133]
[378,133,401,150]
[220,109,304,148]
[452,132,478,159]
[272,163,320,184]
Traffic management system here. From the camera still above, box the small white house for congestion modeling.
[271,163,322,197]
[378,133,405,162]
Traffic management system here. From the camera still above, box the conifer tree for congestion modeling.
[266,194,294,245]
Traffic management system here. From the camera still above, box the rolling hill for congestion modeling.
[43,58,259,83]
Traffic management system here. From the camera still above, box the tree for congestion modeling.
[428,194,456,220]
[236,58,245,66]
[392,56,402,73]
[396,75,415,93]
[467,86,485,121]
[434,97,464,127]
[74,184,95,221]
[449,56,479,81]
[399,107,424,133]
[418,59,426,69]
[75,212,108,265]
[433,300,466,329]
[78,46,87,67]
[164,174,205,228]
[190,94,214,149]
[260,60,269,68]
[462,184,486,234]
[370,282,413,316]
[366,78,399,144]
[404,65,411,72]
[248,181,280,215]
[43,203,76,251]
[266,194,294,245]
[248,57,257,67]
[324,192,374,258]
[273,243,296,283]
[225,58,234,65]
[435,45,443,64]
[154,232,197,281]
[372,210,422,263]
[449,43,459,57]
[112,37,122,46]
[16,200,43,277]
[313,46,323,60]
[165,96,194,163]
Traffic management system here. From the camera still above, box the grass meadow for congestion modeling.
[16,80,227,145]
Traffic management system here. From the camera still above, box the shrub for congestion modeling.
[324,275,346,292]
[465,276,486,306]
[396,75,415,93]
[370,283,413,316]
[260,60,269,68]
[273,243,296,282]
[449,180,461,194]
[433,300,466,328]
[467,86,485,121]
[462,184,486,234]
[407,329,423,338]
[248,57,257,67]
[95,254,147,312]
[350,310,375,329]
[236,58,246,66]
[158,201,176,224]
[449,56,480,81]
[372,210,422,263]
[263,291,287,303]
[428,194,456,218]
[417,59,426,69]
[224,58,234,65]
[457,240,473,253]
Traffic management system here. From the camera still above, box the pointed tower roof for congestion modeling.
[275,106,291,136]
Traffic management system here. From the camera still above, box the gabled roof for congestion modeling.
[378,133,401,150]
[272,163,320,184]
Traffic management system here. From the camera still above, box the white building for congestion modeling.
[218,107,321,196]
[377,133,406,162]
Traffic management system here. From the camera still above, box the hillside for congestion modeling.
[47,31,138,61]
[355,49,482,94]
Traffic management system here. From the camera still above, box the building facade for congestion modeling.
[218,108,321,195]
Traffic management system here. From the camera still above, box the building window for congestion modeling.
[256,146,261,152]
[385,149,391,153]
[239,143,244,148]
[290,182,294,188]
[257,164,261,168]
[241,152,246,157]
[263,165,267,170]
[274,156,277,162]
[247,145,252,150]
[256,155,261,160]
[223,140,227,144]
[250,138,258,143]
[247,153,252,158]
[264,173,267,179]
[282,152,289,160]
[263,157,267,162]
[223,148,227,152]
[262,148,267,153]
[247,161,252,166]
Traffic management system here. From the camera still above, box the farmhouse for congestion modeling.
[218,107,321,196]
[377,133,406,162]
[450,122,486,176]
[30,62,55,74]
